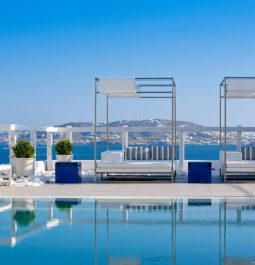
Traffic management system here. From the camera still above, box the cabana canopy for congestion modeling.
[221,77,255,98]
[94,77,176,182]
[98,78,140,98]
[220,77,255,181]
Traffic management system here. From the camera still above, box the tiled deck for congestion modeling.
[1,182,255,199]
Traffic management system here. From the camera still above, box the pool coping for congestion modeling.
[1,183,255,199]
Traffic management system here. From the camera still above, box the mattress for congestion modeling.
[96,161,174,173]
[226,161,255,172]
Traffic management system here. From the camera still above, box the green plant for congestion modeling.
[55,139,72,155]
[12,140,35,158]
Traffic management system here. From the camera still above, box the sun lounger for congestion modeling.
[97,146,175,180]
[220,147,255,179]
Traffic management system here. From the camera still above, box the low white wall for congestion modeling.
[51,160,96,173]
[39,159,223,176]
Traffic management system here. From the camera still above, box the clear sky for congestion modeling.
[1,0,255,126]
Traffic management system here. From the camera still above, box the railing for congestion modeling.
[1,124,255,172]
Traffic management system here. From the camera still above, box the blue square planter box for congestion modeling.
[188,162,212,183]
[55,162,82,183]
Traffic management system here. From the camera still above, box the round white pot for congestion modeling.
[56,155,73,162]
[13,158,35,177]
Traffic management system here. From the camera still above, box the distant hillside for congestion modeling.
[58,119,201,128]
[1,119,223,145]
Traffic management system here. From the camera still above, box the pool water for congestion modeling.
[0,198,255,265]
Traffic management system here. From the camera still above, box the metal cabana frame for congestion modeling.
[94,77,176,182]
[219,76,255,182]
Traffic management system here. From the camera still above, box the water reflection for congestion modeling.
[0,198,255,265]
[12,199,36,227]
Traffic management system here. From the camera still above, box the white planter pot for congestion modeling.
[56,155,73,162]
[13,158,35,177]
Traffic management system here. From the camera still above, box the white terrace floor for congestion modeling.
[1,180,255,199]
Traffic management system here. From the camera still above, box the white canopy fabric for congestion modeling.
[225,77,255,98]
[98,78,140,98]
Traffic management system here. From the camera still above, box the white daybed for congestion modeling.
[220,148,255,179]
[94,77,176,182]
[97,161,174,174]
[226,162,255,173]
[220,77,255,181]
[97,148,175,180]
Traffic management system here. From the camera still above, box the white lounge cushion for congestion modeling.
[97,161,174,173]
[226,161,255,172]
[227,161,255,168]
[101,151,124,162]
[220,151,242,162]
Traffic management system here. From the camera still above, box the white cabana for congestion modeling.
[219,77,255,181]
[94,77,176,182]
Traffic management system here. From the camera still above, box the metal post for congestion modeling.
[106,94,109,150]
[224,80,227,182]
[174,83,177,173]
[171,82,175,182]
[219,85,222,149]
[94,79,98,182]
[46,132,53,171]
[174,84,176,180]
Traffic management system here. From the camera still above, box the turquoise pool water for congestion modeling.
[0,198,255,265]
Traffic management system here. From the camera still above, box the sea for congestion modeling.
[0,143,237,164]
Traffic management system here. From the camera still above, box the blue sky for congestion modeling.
[1,0,255,126]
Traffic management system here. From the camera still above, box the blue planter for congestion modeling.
[188,162,212,183]
[55,162,82,183]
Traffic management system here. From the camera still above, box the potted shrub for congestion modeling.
[12,140,35,177]
[55,139,73,162]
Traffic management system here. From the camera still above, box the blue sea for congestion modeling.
[0,143,237,164]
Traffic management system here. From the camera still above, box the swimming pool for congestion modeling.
[0,198,255,265]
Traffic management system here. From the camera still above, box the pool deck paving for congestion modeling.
[1,182,255,199]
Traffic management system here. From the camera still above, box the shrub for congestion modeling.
[12,140,35,158]
[55,139,72,155]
